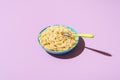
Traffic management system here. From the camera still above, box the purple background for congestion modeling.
[0,0,120,80]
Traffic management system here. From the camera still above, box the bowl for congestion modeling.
[38,24,80,54]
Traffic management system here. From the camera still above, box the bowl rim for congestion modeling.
[38,24,80,53]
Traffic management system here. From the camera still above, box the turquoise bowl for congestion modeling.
[38,24,80,54]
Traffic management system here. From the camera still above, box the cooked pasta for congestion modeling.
[38,25,77,51]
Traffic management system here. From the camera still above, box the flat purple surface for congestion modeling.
[0,0,120,80]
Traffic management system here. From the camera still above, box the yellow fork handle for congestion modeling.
[72,34,94,38]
